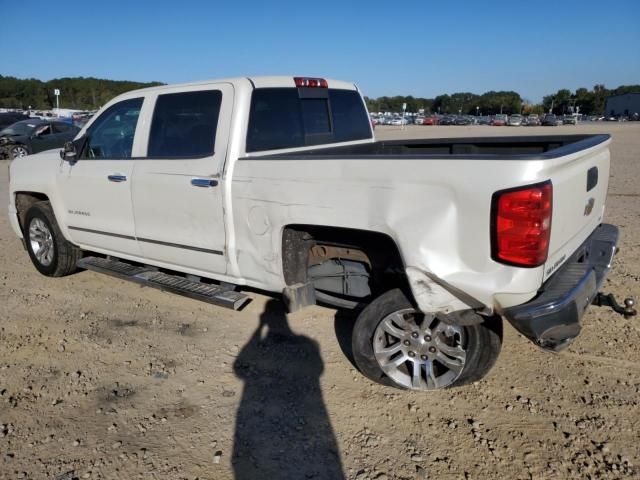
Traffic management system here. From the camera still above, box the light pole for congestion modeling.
[476,106,479,117]
[53,89,60,116]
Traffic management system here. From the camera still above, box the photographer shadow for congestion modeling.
[232,299,344,479]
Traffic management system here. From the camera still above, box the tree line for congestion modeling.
[365,84,640,115]
[0,75,163,110]
[0,75,638,115]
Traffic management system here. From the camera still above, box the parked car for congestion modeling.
[563,115,578,125]
[0,112,30,129]
[0,119,80,159]
[8,75,634,393]
[439,115,455,125]
[542,114,559,126]
[454,115,472,125]
[507,114,523,126]
[422,115,439,125]
[414,116,425,125]
[492,114,508,126]
[526,114,541,126]
[390,117,409,126]
[477,116,492,125]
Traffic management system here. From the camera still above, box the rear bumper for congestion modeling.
[503,223,618,352]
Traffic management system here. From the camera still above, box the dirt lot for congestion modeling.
[1,123,639,480]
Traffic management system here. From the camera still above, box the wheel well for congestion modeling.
[15,192,49,230]
[282,225,408,305]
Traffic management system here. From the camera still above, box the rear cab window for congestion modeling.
[246,87,372,152]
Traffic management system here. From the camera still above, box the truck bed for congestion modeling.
[245,134,609,160]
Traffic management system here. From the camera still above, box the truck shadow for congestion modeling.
[232,299,344,479]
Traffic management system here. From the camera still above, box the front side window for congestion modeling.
[34,124,52,136]
[148,90,222,158]
[84,98,143,159]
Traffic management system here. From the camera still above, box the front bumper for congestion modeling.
[503,223,619,352]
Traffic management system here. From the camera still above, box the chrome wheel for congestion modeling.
[372,308,466,390]
[29,218,55,267]
[11,146,29,158]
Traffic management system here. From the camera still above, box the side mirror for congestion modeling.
[60,140,77,162]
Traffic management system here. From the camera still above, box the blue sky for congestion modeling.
[2,0,639,102]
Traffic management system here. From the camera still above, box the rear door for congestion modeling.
[131,84,232,275]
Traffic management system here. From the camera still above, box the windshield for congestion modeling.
[0,121,40,136]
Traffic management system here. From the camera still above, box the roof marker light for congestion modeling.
[294,77,328,88]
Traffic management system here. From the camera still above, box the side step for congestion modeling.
[77,256,250,310]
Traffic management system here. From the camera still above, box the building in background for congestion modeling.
[604,93,640,118]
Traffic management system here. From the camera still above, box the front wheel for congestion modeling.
[10,145,30,159]
[24,202,82,277]
[352,289,502,391]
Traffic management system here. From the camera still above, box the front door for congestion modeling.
[30,123,60,153]
[58,97,145,257]
[131,84,232,275]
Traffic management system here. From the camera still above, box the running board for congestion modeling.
[77,256,250,310]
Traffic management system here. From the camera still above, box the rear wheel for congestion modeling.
[24,202,82,277]
[352,289,502,391]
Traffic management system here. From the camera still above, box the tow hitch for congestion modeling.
[592,293,637,318]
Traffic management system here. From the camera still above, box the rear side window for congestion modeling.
[148,90,222,158]
[53,122,72,133]
[246,88,371,152]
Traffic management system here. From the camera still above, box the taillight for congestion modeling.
[294,77,328,88]
[491,181,552,267]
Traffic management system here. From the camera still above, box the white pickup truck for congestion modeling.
[8,76,635,391]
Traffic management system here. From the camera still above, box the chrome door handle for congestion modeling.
[191,178,218,188]
[108,174,127,182]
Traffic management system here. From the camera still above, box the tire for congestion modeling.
[24,202,82,277]
[10,144,30,159]
[352,289,502,391]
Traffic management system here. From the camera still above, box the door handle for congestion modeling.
[191,178,218,188]
[108,174,127,182]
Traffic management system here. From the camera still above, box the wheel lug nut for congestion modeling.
[403,340,410,346]
[428,346,436,353]
[424,335,432,342]
[408,351,415,357]
[420,355,428,361]
[411,332,419,338]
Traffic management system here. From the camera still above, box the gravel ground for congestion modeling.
[1,123,639,480]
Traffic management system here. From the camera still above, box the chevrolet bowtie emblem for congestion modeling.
[584,197,595,216]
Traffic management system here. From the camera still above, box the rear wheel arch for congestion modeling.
[281,224,411,308]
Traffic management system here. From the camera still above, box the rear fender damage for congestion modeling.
[406,267,490,325]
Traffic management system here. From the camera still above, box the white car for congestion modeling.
[8,75,632,392]
[390,117,409,125]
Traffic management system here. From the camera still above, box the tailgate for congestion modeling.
[542,137,611,281]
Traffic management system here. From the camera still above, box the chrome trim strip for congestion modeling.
[68,226,223,255]
[136,236,223,255]
[68,226,135,241]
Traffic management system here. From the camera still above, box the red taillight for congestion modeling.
[294,77,328,88]
[491,181,552,267]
